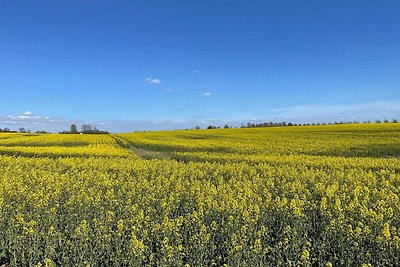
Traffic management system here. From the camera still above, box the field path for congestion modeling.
[111,135,170,160]
[129,147,170,159]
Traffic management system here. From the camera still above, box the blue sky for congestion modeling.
[1,0,399,132]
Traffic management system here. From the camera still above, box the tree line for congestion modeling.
[0,127,49,134]
[202,118,399,130]
[60,124,109,134]
[0,124,109,134]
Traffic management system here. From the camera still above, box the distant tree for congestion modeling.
[19,127,26,133]
[70,124,78,133]
[392,119,398,123]
[375,120,382,123]
[224,124,230,129]
[384,119,390,123]
[195,126,201,130]
[3,128,10,132]
[81,124,92,132]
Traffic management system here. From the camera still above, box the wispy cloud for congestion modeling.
[203,92,212,97]
[93,119,230,132]
[0,111,72,132]
[1,101,399,133]
[190,70,200,74]
[165,88,184,93]
[265,101,400,123]
[145,78,162,84]
[0,112,107,133]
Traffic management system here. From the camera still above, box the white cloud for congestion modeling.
[0,112,71,132]
[264,101,400,123]
[94,119,230,132]
[203,92,212,97]
[1,100,398,133]
[190,70,200,74]
[0,112,139,133]
[218,102,400,127]
[165,88,184,93]
[145,78,161,84]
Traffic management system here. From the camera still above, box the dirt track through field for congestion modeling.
[130,147,170,159]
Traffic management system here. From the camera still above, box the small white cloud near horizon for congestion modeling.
[190,70,200,74]
[145,78,161,84]
[0,111,114,133]
[203,92,212,97]
[165,88,184,93]
[265,100,400,123]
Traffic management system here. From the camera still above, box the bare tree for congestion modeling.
[81,124,92,132]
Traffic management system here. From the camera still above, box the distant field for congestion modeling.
[0,124,399,266]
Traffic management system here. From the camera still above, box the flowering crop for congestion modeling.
[0,124,399,266]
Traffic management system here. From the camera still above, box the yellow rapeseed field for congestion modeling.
[0,124,399,266]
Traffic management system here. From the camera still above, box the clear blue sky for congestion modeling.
[1,0,399,132]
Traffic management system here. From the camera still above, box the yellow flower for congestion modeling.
[300,249,310,262]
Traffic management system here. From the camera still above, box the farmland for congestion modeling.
[0,124,399,266]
